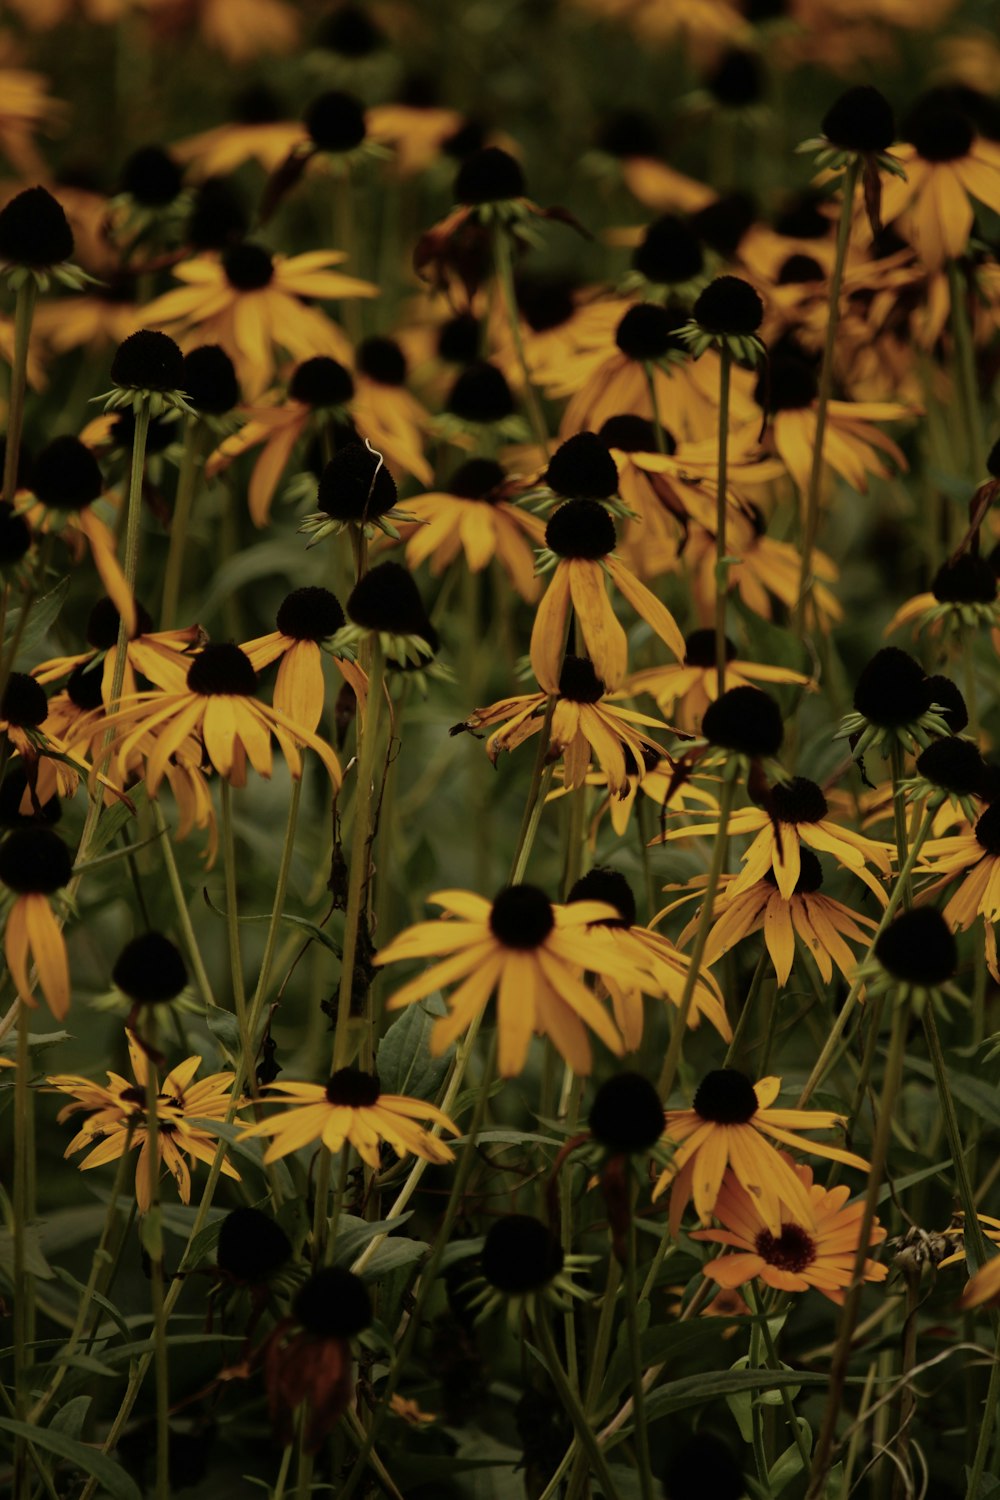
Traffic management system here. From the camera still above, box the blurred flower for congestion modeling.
[627,629,811,734]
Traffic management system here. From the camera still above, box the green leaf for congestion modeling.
[644,1367,833,1422]
[51,1267,133,1344]
[0,1416,142,1500]
[47,1395,91,1441]
[362,1237,427,1277]
[4,576,69,658]
[188,1117,294,1196]
[602,1319,728,1410]
[82,783,148,862]
[376,996,452,1101]
[900,1055,1000,1132]
[0,1226,54,1280]
[769,1421,812,1494]
[204,1008,242,1062]
[329,1211,414,1267]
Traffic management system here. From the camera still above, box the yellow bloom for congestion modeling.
[627,628,812,734]
[241,586,367,735]
[0,827,73,1019]
[918,802,1000,980]
[881,111,1000,270]
[238,1068,458,1168]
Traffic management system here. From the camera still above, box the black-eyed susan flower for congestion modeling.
[854,906,961,1014]
[0,183,87,292]
[838,647,956,759]
[352,337,433,482]
[918,803,1000,981]
[456,655,669,796]
[142,242,377,398]
[262,1266,371,1452]
[241,587,367,735]
[102,641,343,794]
[102,328,190,418]
[627,629,812,735]
[0,825,73,1018]
[881,95,1000,270]
[531,499,685,693]
[678,849,880,987]
[110,930,190,1041]
[333,561,437,673]
[691,1160,888,1303]
[17,435,135,632]
[660,774,892,901]
[375,884,653,1076]
[48,1028,241,1213]
[32,597,200,703]
[885,553,1000,639]
[399,458,545,601]
[652,1068,869,1235]
[906,735,989,827]
[567,867,731,1048]
[237,1066,458,1168]
[469,1214,591,1326]
[213,1204,293,1291]
[299,440,412,549]
[547,746,720,843]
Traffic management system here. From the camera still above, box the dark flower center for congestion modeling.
[589,1071,664,1153]
[917,737,986,797]
[558,655,605,703]
[924,674,968,735]
[932,554,997,604]
[0,766,60,830]
[567,866,636,927]
[766,776,828,824]
[346,562,431,636]
[693,275,763,336]
[119,145,183,207]
[764,846,823,894]
[454,146,525,205]
[489,884,556,949]
[633,214,704,286]
[87,596,152,649]
[0,502,31,566]
[111,330,184,393]
[702,686,784,758]
[32,436,103,511]
[112,931,188,1003]
[222,242,275,291]
[599,414,669,453]
[186,643,257,696]
[216,1206,292,1283]
[545,498,616,559]
[304,90,367,152]
[0,186,75,268]
[182,345,240,415]
[692,1068,760,1124]
[853,647,932,727]
[448,458,505,500]
[875,908,957,985]
[437,313,480,364]
[615,303,685,363]
[317,5,386,56]
[0,826,73,894]
[755,1222,816,1273]
[596,108,660,159]
[690,191,757,257]
[290,356,354,408]
[684,629,736,667]
[481,1214,564,1293]
[517,276,576,332]
[706,48,764,109]
[773,194,829,239]
[276,586,345,641]
[2,672,47,728]
[67,662,104,710]
[325,1067,381,1107]
[293,1266,373,1338]
[318,442,397,521]
[909,104,975,163]
[446,361,515,423]
[357,337,407,387]
[545,433,619,501]
[188,177,248,250]
[755,355,819,412]
[975,801,1000,856]
[821,85,895,153]
[777,253,824,284]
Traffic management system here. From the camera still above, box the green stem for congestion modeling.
[331,642,384,1074]
[922,1004,992,1273]
[219,779,252,1085]
[889,741,911,909]
[714,346,732,691]
[493,226,549,457]
[947,257,986,481]
[754,1290,811,1476]
[12,1007,30,1495]
[152,802,215,1010]
[966,1320,1000,1500]
[142,1021,170,1500]
[657,773,737,1097]
[249,772,303,1026]
[724,947,769,1068]
[796,806,934,1107]
[535,1304,622,1500]
[805,999,909,1500]
[794,157,861,635]
[159,419,202,630]
[2,279,37,506]
[624,1187,654,1500]
[108,403,150,715]
[509,694,558,885]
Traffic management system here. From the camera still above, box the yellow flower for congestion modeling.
[653,1069,869,1236]
[691,1159,888,1304]
[32,598,200,703]
[375,885,653,1077]
[918,802,1000,981]
[237,1068,458,1168]
[0,827,74,1019]
[881,106,1000,270]
[547,749,719,842]
[142,245,377,398]
[47,1030,241,1214]
[241,587,367,735]
[458,655,670,795]
[627,628,812,734]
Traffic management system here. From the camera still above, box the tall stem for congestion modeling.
[657,773,737,1097]
[947,257,986,481]
[12,1006,31,1495]
[2,279,37,506]
[714,347,732,691]
[624,1185,654,1500]
[794,157,861,635]
[806,999,909,1500]
[159,419,202,630]
[493,226,550,458]
[219,780,252,1085]
[142,1021,170,1500]
[535,1305,622,1500]
[152,802,215,1010]
[108,403,150,714]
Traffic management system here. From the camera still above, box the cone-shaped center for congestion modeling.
[293,1266,373,1338]
[446,361,515,423]
[558,655,605,703]
[32,436,103,511]
[589,1071,665,1153]
[874,907,958,985]
[186,642,257,696]
[357,336,407,387]
[489,884,555,950]
[216,1205,292,1283]
[765,847,824,894]
[755,1222,816,1273]
[545,498,616,559]
[568,866,636,926]
[684,629,736,667]
[853,647,931,727]
[975,801,1000,856]
[692,1068,759,1124]
[1,672,47,728]
[481,1214,564,1293]
[0,826,73,894]
[276,587,344,642]
[448,458,505,500]
[767,776,828,824]
[222,242,275,291]
[325,1067,381,1107]
[305,90,367,152]
[916,737,986,797]
[702,686,784,758]
[615,302,684,362]
[545,433,619,501]
[112,931,188,1003]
